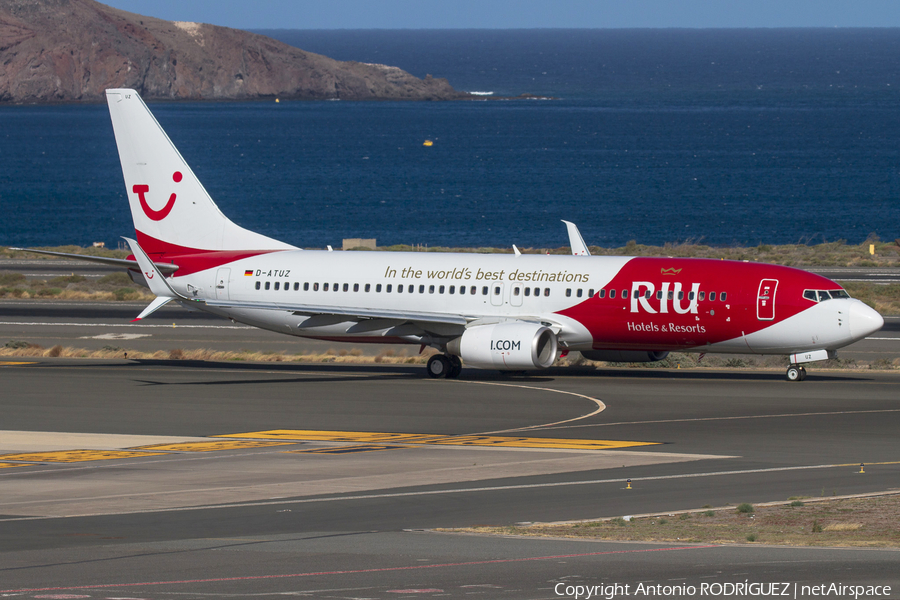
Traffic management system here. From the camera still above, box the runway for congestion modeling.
[1,358,898,598]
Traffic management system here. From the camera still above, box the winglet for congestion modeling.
[123,237,182,320]
[561,220,591,256]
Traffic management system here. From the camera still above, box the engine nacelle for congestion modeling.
[447,322,559,370]
[580,350,670,363]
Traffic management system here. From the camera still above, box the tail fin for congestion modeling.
[105,89,295,255]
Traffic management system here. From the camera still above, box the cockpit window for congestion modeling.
[804,289,851,303]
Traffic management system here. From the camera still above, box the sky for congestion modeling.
[100,0,900,29]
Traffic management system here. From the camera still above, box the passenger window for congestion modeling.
[408,285,414,293]
[482,286,489,295]
[274,282,280,291]
[494,286,501,296]
[588,289,594,297]
[398,284,404,293]
[721,292,727,301]
[645,290,652,299]
[439,285,444,294]
[255,281,261,290]
[386,284,392,292]
[419,285,425,294]
[599,289,606,298]
[622,290,628,299]
[284,281,289,291]
[471,286,477,295]
[460,286,466,295]
[376,284,382,292]
[609,289,616,299]
[688,291,694,300]
[667,291,674,300]
[656,290,662,299]
[313,282,319,291]
[364,284,370,292]
[678,291,684,300]
[294,282,300,291]
[450,285,455,294]
[577,289,583,298]
[709,292,716,301]
[533,287,540,296]
[524,288,531,297]
[566,289,572,297]
[353,283,359,292]
[265,282,271,290]
[514,287,521,296]
[343,283,349,292]
[544,288,550,297]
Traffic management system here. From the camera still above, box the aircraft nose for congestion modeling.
[848,301,884,340]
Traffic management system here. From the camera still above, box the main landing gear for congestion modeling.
[427,354,462,379]
[785,364,807,382]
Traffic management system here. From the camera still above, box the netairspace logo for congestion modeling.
[553,581,892,599]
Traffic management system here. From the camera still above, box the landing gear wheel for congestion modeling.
[786,365,802,382]
[447,356,462,379]
[799,366,807,381]
[427,354,452,379]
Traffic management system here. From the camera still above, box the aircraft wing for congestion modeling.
[9,247,179,275]
[202,298,471,327]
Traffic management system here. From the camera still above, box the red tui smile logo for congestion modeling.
[133,171,182,221]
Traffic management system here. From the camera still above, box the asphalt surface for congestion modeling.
[1,358,899,598]
[1,263,899,598]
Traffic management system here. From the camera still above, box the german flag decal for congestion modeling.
[244,269,254,276]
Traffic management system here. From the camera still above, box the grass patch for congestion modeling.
[451,494,900,548]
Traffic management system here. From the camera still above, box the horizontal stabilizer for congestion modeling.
[132,296,174,322]
[9,247,178,274]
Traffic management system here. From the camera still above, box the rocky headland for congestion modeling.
[0,0,470,102]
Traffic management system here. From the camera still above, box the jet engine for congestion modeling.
[580,350,670,363]
[447,322,559,370]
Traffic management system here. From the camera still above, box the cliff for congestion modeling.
[0,0,469,102]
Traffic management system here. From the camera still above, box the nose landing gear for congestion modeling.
[427,354,462,379]
[786,364,807,381]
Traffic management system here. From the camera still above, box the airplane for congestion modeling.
[14,89,885,381]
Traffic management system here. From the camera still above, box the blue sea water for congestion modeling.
[1,29,899,249]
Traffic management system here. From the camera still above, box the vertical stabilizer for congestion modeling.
[105,89,295,255]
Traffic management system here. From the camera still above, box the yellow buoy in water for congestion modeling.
[275,98,280,103]
[423,140,433,147]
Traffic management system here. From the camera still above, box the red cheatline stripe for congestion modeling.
[1,545,716,593]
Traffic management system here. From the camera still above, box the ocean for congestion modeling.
[1,29,899,249]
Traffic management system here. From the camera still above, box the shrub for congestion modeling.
[746,533,758,542]
[113,287,135,301]
[50,274,86,285]
[98,272,131,286]
[790,500,804,507]
[736,503,754,514]
[0,273,26,285]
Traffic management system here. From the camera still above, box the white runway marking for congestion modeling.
[454,380,606,434]
[0,461,887,522]
[539,407,900,431]
[80,333,152,340]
